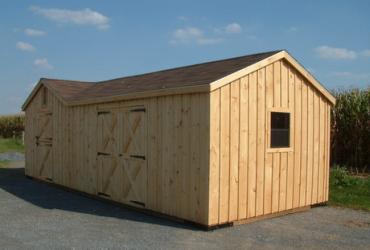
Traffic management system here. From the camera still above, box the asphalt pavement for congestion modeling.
[0,166,369,250]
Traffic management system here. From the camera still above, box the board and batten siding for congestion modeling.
[208,58,331,226]
[146,94,210,223]
[25,88,211,225]
[25,57,332,227]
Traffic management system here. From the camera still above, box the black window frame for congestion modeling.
[270,111,290,148]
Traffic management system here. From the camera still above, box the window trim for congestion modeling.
[266,108,293,153]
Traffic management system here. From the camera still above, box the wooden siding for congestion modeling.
[208,58,331,226]
[25,88,210,225]
[146,94,210,223]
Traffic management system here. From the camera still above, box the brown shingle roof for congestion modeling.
[42,79,92,101]
[42,50,281,103]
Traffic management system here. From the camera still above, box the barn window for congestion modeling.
[270,112,290,148]
[42,87,47,106]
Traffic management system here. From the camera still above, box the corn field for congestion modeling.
[331,88,370,173]
[0,114,25,138]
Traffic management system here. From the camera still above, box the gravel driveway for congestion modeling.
[0,152,25,161]
[0,165,369,250]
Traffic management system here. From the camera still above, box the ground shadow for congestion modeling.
[0,167,202,231]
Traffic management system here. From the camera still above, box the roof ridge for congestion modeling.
[41,78,93,84]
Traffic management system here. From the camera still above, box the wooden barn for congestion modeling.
[22,50,335,227]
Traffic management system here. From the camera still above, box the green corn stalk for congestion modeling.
[0,114,25,138]
[331,87,370,173]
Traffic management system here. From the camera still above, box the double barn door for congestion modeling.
[97,106,147,207]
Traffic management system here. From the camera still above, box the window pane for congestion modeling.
[271,112,290,148]
[271,112,289,129]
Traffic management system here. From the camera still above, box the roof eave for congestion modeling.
[282,51,336,105]
[66,84,211,107]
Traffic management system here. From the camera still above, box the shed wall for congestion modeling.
[208,58,331,225]
[25,58,332,227]
[25,89,210,225]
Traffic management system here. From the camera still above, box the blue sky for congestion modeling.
[1,0,369,114]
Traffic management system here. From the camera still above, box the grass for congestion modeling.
[329,166,370,212]
[0,138,25,153]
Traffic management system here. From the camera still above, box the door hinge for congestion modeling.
[97,111,111,115]
[97,152,110,156]
[130,108,146,113]
[130,155,146,160]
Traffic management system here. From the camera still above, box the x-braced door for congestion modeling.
[97,110,121,200]
[97,106,147,207]
[120,107,147,207]
[35,111,53,181]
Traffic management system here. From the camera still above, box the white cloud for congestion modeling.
[16,41,35,52]
[170,22,243,45]
[330,71,353,77]
[30,6,110,30]
[362,50,370,57]
[225,23,242,34]
[330,71,370,82]
[25,28,46,36]
[214,22,243,34]
[34,58,53,70]
[170,27,221,45]
[287,26,298,32]
[314,46,357,60]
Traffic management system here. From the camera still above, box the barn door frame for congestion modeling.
[96,104,148,207]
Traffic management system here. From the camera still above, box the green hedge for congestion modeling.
[0,114,25,138]
[331,88,370,173]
